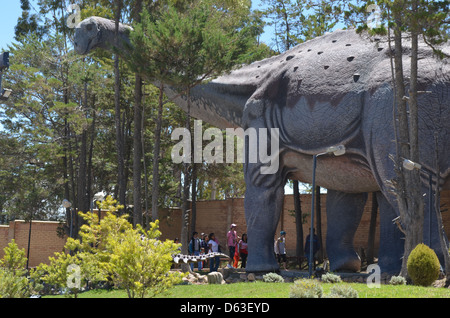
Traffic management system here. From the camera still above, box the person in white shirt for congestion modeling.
[208,233,220,272]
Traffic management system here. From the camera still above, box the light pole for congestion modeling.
[309,145,346,277]
[93,191,105,221]
[402,158,434,246]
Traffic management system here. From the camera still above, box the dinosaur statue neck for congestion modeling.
[75,17,253,129]
[94,17,133,55]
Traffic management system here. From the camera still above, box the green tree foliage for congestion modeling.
[15,0,46,41]
[130,0,263,88]
[0,0,265,234]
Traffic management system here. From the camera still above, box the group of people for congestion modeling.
[187,224,248,272]
[187,225,320,272]
[226,224,248,269]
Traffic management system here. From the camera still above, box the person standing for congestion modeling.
[227,224,238,268]
[239,233,248,268]
[200,233,209,268]
[208,233,220,272]
[276,231,287,271]
[189,232,202,271]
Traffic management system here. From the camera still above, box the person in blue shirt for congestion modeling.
[189,231,202,271]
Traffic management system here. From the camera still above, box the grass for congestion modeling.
[43,281,450,298]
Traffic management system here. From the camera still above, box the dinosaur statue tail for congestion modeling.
[172,252,230,264]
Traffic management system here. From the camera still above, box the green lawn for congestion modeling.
[44,281,450,298]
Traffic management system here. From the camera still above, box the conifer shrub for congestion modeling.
[389,275,407,285]
[407,243,440,286]
[289,278,323,298]
[320,272,342,283]
[327,284,358,298]
[263,272,284,283]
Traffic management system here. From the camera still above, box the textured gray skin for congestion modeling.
[75,17,450,273]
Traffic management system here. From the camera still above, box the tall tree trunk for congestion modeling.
[180,90,192,273]
[132,0,143,226]
[63,117,71,235]
[406,0,424,261]
[191,163,197,234]
[433,133,450,284]
[133,74,143,226]
[151,84,164,221]
[114,0,126,213]
[87,95,96,217]
[77,80,88,215]
[391,2,423,276]
[68,124,77,237]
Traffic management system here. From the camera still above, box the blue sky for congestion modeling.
[0,0,26,50]
[0,0,273,51]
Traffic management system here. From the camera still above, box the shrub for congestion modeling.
[263,272,284,283]
[407,243,440,287]
[289,278,323,298]
[327,285,358,298]
[389,275,407,285]
[0,240,42,298]
[0,240,27,276]
[320,272,342,284]
[0,268,30,298]
[38,196,185,298]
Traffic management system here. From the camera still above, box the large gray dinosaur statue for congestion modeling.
[74,16,450,274]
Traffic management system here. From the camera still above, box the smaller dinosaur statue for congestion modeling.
[172,252,230,264]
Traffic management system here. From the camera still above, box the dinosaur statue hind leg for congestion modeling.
[326,190,367,272]
[376,191,404,274]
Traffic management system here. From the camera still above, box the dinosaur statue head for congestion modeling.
[74,16,133,55]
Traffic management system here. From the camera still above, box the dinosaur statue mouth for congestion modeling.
[74,37,94,56]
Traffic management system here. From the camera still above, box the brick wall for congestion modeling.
[0,220,66,268]
[159,191,450,258]
[1,191,449,267]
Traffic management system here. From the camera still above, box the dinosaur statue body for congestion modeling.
[75,17,450,274]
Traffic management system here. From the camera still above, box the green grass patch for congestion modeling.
[43,281,450,298]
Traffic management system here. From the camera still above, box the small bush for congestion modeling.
[0,268,30,298]
[407,243,440,287]
[389,275,407,286]
[327,285,358,298]
[289,279,323,298]
[263,272,284,283]
[320,272,342,284]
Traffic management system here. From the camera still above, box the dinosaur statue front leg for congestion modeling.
[244,174,285,273]
[326,190,367,272]
[242,115,286,273]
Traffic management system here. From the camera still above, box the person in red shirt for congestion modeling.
[238,233,248,268]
